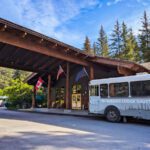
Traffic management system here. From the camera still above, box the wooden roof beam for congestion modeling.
[84,55,89,59]
[5,47,21,62]
[24,54,41,66]
[39,38,44,43]
[33,57,50,68]
[22,32,27,38]
[0,60,48,73]
[39,59,57,70]
[0,25,7,31]
[52,43,57,48]
[117,66,135,76]
[65,48,70,53]
[0,31,89,66]
[75,52,80,56]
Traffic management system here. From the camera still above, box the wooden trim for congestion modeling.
[0,24,7,31]
[22,32,27,38]
[90,65,94,80]
[0,31,90,66]
[65,62,70,109]
[117,66,135,76]
[47,74,51,108]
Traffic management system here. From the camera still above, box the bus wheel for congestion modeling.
[105,107,121,122]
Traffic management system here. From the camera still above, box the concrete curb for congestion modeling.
[16,109,98,118]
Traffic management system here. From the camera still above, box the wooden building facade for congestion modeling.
[0,18,149,110]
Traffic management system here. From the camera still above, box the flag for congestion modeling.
[75,67,89,82]
[35,77,44,91]
[57,65,64,80]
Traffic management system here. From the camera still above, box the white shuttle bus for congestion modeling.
[89,74,150,122]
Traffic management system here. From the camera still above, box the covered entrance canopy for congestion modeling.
[0,18,149,109]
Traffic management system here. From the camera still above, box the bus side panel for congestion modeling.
[89,96,106,114]
[89,97,150,120]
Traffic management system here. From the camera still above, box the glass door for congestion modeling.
[72,84,82,110]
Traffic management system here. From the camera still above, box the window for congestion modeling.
[72,84,81,94]
[109,82,129,97]
[131,80,150,97]
[90,85,99,96]
[100,84,108,98]
[77,84,81,93]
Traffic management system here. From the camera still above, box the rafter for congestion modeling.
[0,30,89,66]
[0,24,7,31]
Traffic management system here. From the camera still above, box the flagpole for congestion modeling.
[83,67,89,79]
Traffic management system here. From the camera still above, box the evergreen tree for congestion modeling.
[83,36,94,55]
[126,29,140,61]
[0,68,30,89]
[121,22,140,61]
[139,11,150,62]
[96,25,109,57]
[92,42,97,55]
[121,22,128,58]
[0,67,14,89]
[110,20,122,58]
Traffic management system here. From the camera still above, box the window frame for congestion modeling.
[130,80,150,97]
[89,85,99,96]
[109,82,129,98]
[100,84,109,98]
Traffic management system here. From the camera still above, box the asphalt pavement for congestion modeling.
[0,109,150,150]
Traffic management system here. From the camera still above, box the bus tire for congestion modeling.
[105,106,121,122]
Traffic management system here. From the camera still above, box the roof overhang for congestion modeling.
[92,56,149,74]
[0,18,149,82]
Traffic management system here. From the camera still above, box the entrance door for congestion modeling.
[72,84,81,110]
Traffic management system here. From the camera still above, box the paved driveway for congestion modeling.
[0,109,150,150]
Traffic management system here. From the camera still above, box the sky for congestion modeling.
[0,0,149,49]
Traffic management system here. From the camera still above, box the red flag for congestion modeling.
[35,77,43,91]
[57,65,64,80]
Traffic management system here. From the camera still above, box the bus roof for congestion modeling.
[90,74,150,85]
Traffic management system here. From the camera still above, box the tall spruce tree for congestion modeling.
[126,29,140,61]
[96,25,109,57]
[139,11,150,62]
[83,36,94,55]
[92,42,97,55]
[110,20,122,58]
[121,22,140,61]
[121,22,128,59]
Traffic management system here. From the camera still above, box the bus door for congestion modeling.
[72,84,81,110]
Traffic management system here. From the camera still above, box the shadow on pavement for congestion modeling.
[0,110,150,150]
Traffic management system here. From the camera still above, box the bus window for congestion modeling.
[109,82,129,97]
[100,84,108,98]
[90,85,99,96]
[131,80,150,97]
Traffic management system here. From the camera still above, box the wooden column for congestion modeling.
[47,74,51,108]
[65,62,70,109]
[32,86,36,108]
[90,65,94,80]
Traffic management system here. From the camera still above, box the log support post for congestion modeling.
[65,62,70,109]
[32,86,36,108]
[47,74,51,108]
[90,65,94,80]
